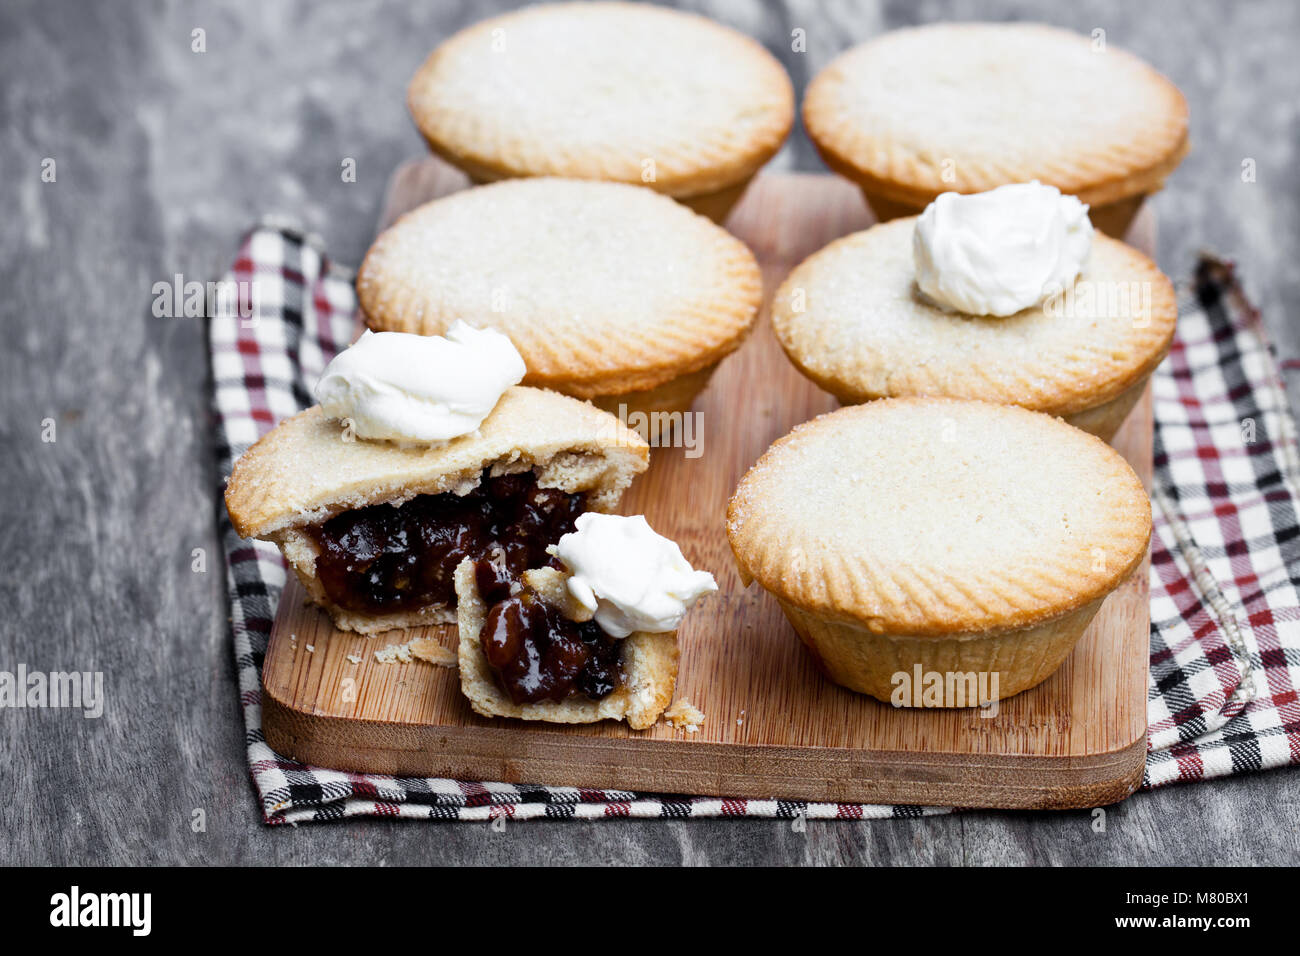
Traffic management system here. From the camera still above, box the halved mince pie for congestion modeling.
[453,562,679,730]
[224,386,649,634]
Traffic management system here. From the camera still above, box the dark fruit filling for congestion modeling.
[476,562,623,704]
[308,469,586,616]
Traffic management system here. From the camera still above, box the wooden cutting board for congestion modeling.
[262,158,1152,809]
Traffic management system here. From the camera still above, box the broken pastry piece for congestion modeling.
[224,326,649,634]
[455,514,717,729]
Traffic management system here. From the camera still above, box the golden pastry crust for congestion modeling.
[771,218,1176,431]
[775,593,1108,704]
[803,23,1189,210]
[224,387,649,634]
[726,398,1151,638]
[590,362,720,424]
[454,561,679,730]
[408,2,794,201]
[226,386,647,537]
[357,178,763,400]
[662,699,705,732]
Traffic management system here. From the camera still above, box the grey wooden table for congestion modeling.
[2,0,1298,865]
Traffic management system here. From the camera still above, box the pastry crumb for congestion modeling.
[346,654,362,665]
[409,637,458,667]
[374,642,413,665]
[305,644,314,653]
[374,637,457,667]
[663,699,705,733]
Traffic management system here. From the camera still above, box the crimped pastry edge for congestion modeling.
[355,178,764,397]
[407,3,795,199]
[455,161,760,224]
[802,22,1189,209]
[815,126,1189,215]
[857,189,1164,240]
[1063,374,1151,442]
[726,398,1153,636]
[770,221,1177,420]
[225,386,649,540]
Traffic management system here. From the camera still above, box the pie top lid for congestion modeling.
[803,23,1188,207]
[726,398,1151,636]
[771,219,1177,417]
[357,178,763,397]
[408,2,794,197]
[225,386,648,540]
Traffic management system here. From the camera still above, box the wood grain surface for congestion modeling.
[262,161,1151,809]
[4,0,1299,865]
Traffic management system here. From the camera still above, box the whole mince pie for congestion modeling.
[224,386,649,634]
[725,398,1151,705]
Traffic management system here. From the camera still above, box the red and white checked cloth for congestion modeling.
[211,221,1300,824]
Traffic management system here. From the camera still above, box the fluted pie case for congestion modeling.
[726,398,1152,703]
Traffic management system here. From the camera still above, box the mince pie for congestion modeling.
[224,386,648,634]
[726,398,1151,704]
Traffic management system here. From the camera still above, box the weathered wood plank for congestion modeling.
[2,0,1296,864]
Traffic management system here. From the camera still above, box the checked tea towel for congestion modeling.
[210,222,1300,824]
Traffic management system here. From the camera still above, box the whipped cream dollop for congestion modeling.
[314,322,526,443]
[552,513,718,639]
[912,181,1093,317]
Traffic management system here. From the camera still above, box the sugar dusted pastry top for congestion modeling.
[225,386,648,540]
[804,23,1188,206]
[408,2,794,197]
[771,218,1176,417]
[358,178,763,396]
[726,399,1151,635]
